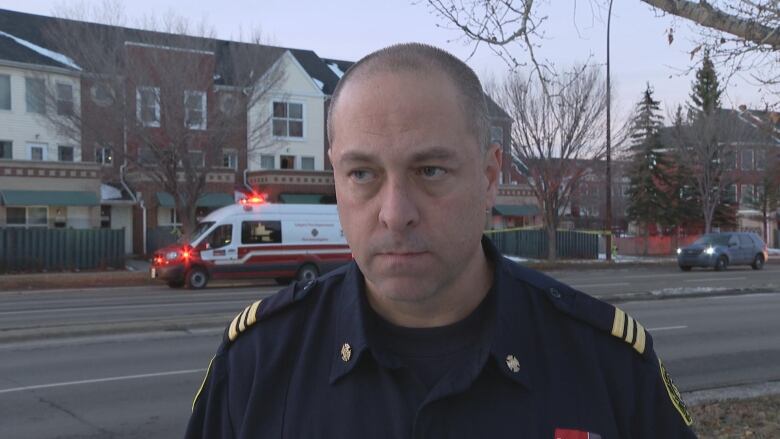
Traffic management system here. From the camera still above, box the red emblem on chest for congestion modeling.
[554,428,602,439]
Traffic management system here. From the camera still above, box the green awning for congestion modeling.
[156,192,233,208]
[196,193,234,207]
[492,204,539,217]
[278,193,326,204]
[0,190,99,206]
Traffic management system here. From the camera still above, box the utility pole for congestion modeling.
[605,0,614,261]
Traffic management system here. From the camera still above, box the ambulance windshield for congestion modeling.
[189,221,216,244]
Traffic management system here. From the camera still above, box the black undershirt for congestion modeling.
[367,287,495,392]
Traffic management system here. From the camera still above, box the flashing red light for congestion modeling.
[239,193,268,205]
[182,249,191,259]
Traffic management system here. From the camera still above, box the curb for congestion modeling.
[684,381,780,405]
[0,315,231,344]
[596,286,780,304]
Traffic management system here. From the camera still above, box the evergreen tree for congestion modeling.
[625,84,673,252]
[689,50,722,116]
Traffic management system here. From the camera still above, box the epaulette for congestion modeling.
[221,278,320,345]
[504,260,654,361]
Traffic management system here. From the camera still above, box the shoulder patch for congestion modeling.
[227,299,263,342]
[504,261,654,360]
[659,357,694,426]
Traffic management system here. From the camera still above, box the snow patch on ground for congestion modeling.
[649,286,729,296]
[0,31,81,70]
[769,248,780,256]
[504,255,531,263]
[598,253,675,263]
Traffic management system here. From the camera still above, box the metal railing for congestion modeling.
[486,228,599,260]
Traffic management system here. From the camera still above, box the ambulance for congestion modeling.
[150,197,352,289]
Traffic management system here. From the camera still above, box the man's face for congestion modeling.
[329,69,501,303]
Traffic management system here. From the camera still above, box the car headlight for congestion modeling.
[165,251,179,260]
[704,246,715,255]
[676,248,682,255]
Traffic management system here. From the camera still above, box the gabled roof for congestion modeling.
[0,31,74,69]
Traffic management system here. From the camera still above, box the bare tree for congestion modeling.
[493,65,608,259]
[423,1,780,105]
[37,8,284,237]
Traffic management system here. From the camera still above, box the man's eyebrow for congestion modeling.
[337,150,376,164]
[410,146,458,162]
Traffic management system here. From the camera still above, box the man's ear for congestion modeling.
[484,143,502,206]
[327,147,334,170]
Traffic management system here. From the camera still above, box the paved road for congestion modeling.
[2,263,779,340]
[1,291,779,438]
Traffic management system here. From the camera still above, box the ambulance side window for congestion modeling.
[207,224,233,249]
[242,220,282,244]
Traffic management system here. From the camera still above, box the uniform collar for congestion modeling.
[329,237,535,391]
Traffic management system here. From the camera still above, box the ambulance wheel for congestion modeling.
[296,264,319,283]
[167,279,185,288]
[186,267,209,289]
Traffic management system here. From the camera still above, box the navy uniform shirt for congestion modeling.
[186,238,696,438]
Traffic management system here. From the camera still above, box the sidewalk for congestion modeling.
[0,258,154,291]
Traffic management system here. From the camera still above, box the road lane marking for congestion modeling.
[0,369,205,395]
[647,325,688,331]
[571,282,630,288]
[683,277,746,282]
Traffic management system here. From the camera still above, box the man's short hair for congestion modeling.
[327,43,490,153]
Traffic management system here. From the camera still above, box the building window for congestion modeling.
[219,93,238,115]
[755,150,766,171]
[25,77,45,114]
[272,101,303,138]
[740,184,754,205]
[0,74,10,110]
[741,149,753,170]
[490,126,504,145]
[96,146,113,165]
[58,145,74,162]
[260,154,275,169]
[241,220,282,244]
[222,150,238,170]
[725,184,737,203]
[7,206,48,227]
[90,82,114,107]
[100,205,111,228]
[186,150,204,168]
[280,155,295,169]
[136,86,160,127]
[28,143,47,161]
[0,140,11,159]
[301,156,315,170]
[55,82,74,115]
[185,90,207,130]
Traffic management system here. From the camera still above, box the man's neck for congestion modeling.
[365,248,494,328]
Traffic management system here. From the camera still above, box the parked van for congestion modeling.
[150,198,352,289]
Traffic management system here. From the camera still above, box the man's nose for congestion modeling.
[377,177,420,232]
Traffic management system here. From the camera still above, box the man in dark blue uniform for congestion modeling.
[185,43,696,438]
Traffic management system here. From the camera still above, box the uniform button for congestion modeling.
[505,354,520,373]
[549,288,561,299]
[341,343,352,362]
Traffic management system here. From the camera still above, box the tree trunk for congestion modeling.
[546,225,557,261]
[643,224,649,256]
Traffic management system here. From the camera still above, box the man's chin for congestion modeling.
[363,276,439,304]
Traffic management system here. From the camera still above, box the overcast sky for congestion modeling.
[1,0,767,122]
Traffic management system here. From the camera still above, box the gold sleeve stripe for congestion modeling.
[634,321,646,354]
[611,308,626,338]
[246,300,262,326]
[237,306,250,333]
[625,316,635,344]
[192,356,215,412]
[228,312,242,341]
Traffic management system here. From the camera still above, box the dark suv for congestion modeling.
[677,232,768,271]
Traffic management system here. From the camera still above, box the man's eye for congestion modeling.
[348,169,375,183]
[419,166,446,179]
